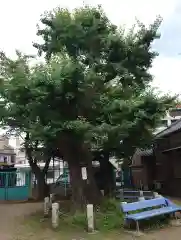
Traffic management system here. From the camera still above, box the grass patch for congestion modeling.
[52,198,124,231]
[15,199,125,240]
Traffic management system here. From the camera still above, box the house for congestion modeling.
[131,148,154,190]
[131,118,181,197]
[0,135,16,165]
[130,105,181,191]
[9,136,27,164]
[154,119,181,197]
[154,105,181,134]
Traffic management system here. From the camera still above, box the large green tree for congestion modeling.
[0,51,57,199]
[0,6,176,206]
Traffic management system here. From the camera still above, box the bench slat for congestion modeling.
[121,198,166,212]
[126,206,181,220]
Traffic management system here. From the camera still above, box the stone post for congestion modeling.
[49,193,54,209]
[52,202,59,228]
[153,192,162,198]
[44,196,50,217]
[87,204,94,232]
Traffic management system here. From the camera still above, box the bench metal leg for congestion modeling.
[169,212,181,227]
[136,220,140,233]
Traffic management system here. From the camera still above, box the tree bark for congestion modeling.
[68,159,85,209]
[82,146,102,205]
[98,151,115,197]
[30,163,49,200]
[60,135,101,209]
[24,134,51,200]
[36,172,48,199]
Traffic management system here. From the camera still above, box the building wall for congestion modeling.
[131,167,144,188]
[131,154,155,190]
[0,135,16,165]
[154,130,181,196]
[10,136,27,164]
[131,153,144,188]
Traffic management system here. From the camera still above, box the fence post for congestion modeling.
[138,196,145,201]
[139,190,143,197]
[87,204,94,232]
[153,192,162,198]
[119,188,124,201]
[52,202,59,228]
[49,193,54,209]
[44,196,50,217]
[138,191,145,201]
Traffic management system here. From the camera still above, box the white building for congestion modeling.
[15,160,64,185]
[154,107,181,134]
[14,137,27,164]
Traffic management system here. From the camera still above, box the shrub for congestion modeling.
[59,198,124,231]
[95,198,124,230]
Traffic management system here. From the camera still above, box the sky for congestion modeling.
[0,0,181,146]
[0,0,180,95]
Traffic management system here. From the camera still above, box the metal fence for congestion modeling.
[116,189,154,201]
[0,164,69,201]
[0,171,30,200]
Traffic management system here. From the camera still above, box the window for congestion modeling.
[3,156,7,163]
[11,157,15,164]
[46,170,54,179]
[0,155,11,164]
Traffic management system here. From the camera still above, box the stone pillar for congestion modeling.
[87,204,94,232]
[44,197,50,217]
[52,202,59,228]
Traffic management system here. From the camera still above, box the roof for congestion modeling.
[0,145,15,155]
[155,119,181,138]
[175,104,181,109]
[131,148,153,166]
[134,148,153,157]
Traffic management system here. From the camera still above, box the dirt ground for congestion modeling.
[144,227,181,240]
[0,202,42,240]
[1,202,181,240]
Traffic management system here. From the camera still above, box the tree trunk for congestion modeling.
[99,152,115,197]
[68,159,85,209]
[85,151,102,204]
[61,137,101,209]
[30,163,49,200]
[36,172,49,199]
[25,136,51,200]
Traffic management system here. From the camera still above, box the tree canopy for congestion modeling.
[0,5,177,205]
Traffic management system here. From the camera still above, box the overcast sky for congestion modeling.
[1,0,181,96]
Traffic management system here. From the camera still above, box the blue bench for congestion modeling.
[121,197,181,233]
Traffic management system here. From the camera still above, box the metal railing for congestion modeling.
[116,189,154,201]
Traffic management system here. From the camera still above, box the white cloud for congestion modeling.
[151,56,181,96]
[0,0,179,95]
